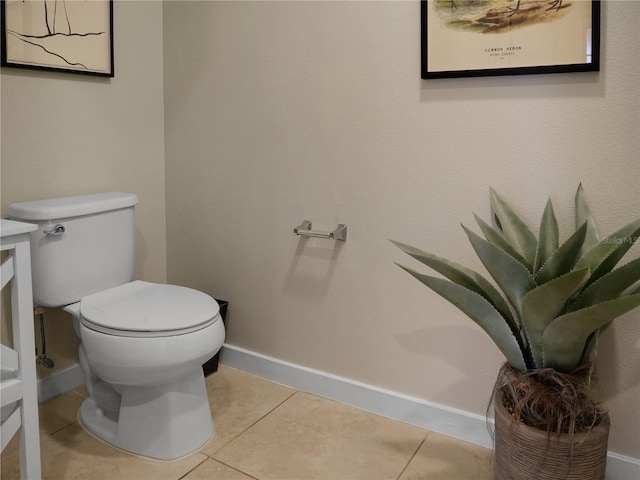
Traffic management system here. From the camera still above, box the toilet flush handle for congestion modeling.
[44,224,65,236]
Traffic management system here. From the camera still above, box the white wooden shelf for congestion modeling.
[1,219,41,479]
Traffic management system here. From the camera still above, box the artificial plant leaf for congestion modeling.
[521,268,590,368]
[391,240,516,326]
[589,225,640,286]
[574,217,640,286]
[396,264,527,371]
[474,213,530,269]
[534,198,559,273]
[627,283,640,296]
[575,183,600,254]
[572,257,640,311]
[542,294,640,372]
[534,222,587,286]
[490,188,537,268]
[463,226,536,321]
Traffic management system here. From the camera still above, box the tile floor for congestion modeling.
[1,366,494,480]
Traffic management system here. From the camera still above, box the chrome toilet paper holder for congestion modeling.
[293,220,347,241]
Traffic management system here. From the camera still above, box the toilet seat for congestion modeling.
[79,280,220,338]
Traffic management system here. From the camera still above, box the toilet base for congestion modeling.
[79,367,214,461]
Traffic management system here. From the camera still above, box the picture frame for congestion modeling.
[1,0,114,77]
[421,0,600,79]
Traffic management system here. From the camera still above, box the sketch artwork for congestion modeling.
[2,0,113,76]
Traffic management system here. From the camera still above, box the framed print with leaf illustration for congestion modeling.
[1,0,113,77]
[422,0,600,79]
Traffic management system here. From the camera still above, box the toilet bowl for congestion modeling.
[8,192,226,461]
[62,281,225,460]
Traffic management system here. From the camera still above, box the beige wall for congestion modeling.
[1,1,167,377]
[1,0,638,461]
[163,1,640,458]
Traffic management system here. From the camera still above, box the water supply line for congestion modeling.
[34,307,54,368]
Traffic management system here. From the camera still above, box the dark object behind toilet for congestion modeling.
[202,299,228,376]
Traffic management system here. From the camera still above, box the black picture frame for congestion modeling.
[1,0,114,77]
[421,0,600,79]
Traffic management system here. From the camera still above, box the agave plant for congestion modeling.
[393,185,640,374]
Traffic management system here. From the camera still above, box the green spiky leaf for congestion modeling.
[534,198,559,273]
[574,217,640,286]
[626,282,640,296]
[521,268,590,368]
[490,188,537,268]
[463,226,536,320]
[543,294,640,371]
[575,183,600,253]
[390,240,516,327]
[572,257,640,311]
[474,213,529,269]
[396,265,527,371]
[534,223,587,286]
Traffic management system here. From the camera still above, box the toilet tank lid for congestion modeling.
[8,192,138,221]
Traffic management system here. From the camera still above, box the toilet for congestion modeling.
[8,192,225,461]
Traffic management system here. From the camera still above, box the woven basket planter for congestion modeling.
[494,390,610,480]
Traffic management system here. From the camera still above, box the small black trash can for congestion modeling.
[202,299,228,377]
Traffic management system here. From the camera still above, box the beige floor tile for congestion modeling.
[200,366,296,455]
[182,458,257,480]
[398,431,494,480]
[38,390,86,434]
[1,390,85,461]
[1,423,208,480]
[213,392,427,480]
[2,367,495,480]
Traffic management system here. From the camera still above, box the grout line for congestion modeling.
[206,389,299,457]
[47,421,78,437]
[42,391,85,437]
[71,389,87,398]
[212,458,262,480]
[235,389,298,433]
[177,454,210,480]
[243,390,299,432]
[395,432,430,480]
[201,391,300,480]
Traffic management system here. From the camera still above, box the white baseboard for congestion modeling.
[606,453,640,480]
[220,343,640,480]
[37,363,84,403]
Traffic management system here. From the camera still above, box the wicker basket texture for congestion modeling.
[494,391,610,480]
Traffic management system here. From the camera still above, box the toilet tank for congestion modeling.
[8,192,139,307]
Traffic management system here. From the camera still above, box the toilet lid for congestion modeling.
[80,280,220,337]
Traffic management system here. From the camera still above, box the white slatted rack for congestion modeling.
[1,219,41,479]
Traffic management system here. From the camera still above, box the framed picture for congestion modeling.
[1,0,113,77]
[421,0,600,79]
